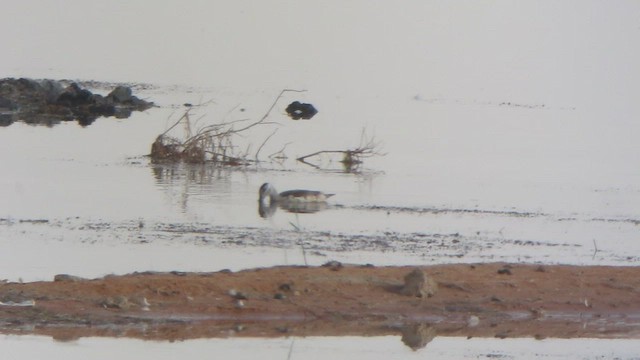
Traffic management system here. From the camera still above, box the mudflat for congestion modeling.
[1,263,638,346]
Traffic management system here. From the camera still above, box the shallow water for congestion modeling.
[0,84,638,281]
[3,335,640,360]
[1,0,639,357]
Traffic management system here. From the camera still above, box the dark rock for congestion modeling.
[38,79,64,103]
[278,283,293,292]
[107,86,132,103]
[0,114,15,127]
[53,274,88,282]
[0,78,154,126]
[321,260,343,271]
[285,101,318,120]
[56,83,95,106]
[0,96,17,110]
[0,97,17,127]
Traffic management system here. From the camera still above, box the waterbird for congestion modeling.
[259,183,335,205]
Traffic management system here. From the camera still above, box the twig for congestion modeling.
[592,239,599,260]
[160,108,191,137]
[297,158,321,169]
[259,89,307,123]
[220,89,306,135]
[287,339,295,360]
[297,150,352,163]
[300,242,308,266]
[255,128,279,161]
[269,142,291,161]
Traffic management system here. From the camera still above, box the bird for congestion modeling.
[259,183,334,204]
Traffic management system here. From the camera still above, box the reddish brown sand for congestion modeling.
[0,263,639,346]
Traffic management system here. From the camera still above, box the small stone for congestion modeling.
[132,296,151,311]
[322,260,343,271]
[102,296,131,310]
[497,268,512,275]
[107,86,133,103]
[53,274,87,283]
[228,289,248,300]
[274,293,286,300]
[467,315,480,327]
[401,268,438,298]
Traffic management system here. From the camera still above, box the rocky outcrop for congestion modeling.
[0,78,154,126]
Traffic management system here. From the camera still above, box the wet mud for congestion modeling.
[0,263,639,349]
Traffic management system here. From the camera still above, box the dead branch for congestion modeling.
[296,150,347,163]
[269,142,291,162]
[296,129,384,171]
[255,128,279,162]
[151,90,306,165]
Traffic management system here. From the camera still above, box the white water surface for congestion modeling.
[2,335,640,360]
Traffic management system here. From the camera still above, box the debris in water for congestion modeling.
[285,101,318,120]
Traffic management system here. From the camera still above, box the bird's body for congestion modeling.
[259,183,334,205]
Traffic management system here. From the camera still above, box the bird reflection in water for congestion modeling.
[258,183,334,219]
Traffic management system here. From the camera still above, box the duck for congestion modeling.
[258,183,334,218]
[259,183,335,207]
[259,183,334,206]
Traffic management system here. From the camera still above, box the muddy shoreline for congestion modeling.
[1,263,639,347]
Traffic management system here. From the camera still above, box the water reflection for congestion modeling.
[258,200,329,218]
[3,334,640,360]
[151,163,237,215]
[400,323,437,350]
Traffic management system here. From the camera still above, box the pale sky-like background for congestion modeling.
[2,0,639,111]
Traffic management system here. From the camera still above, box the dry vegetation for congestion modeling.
[296,128,384,172]
[150,90,383,170]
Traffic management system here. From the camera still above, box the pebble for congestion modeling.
[401,268,438,298]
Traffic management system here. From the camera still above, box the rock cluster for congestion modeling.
[0,78,153,126]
